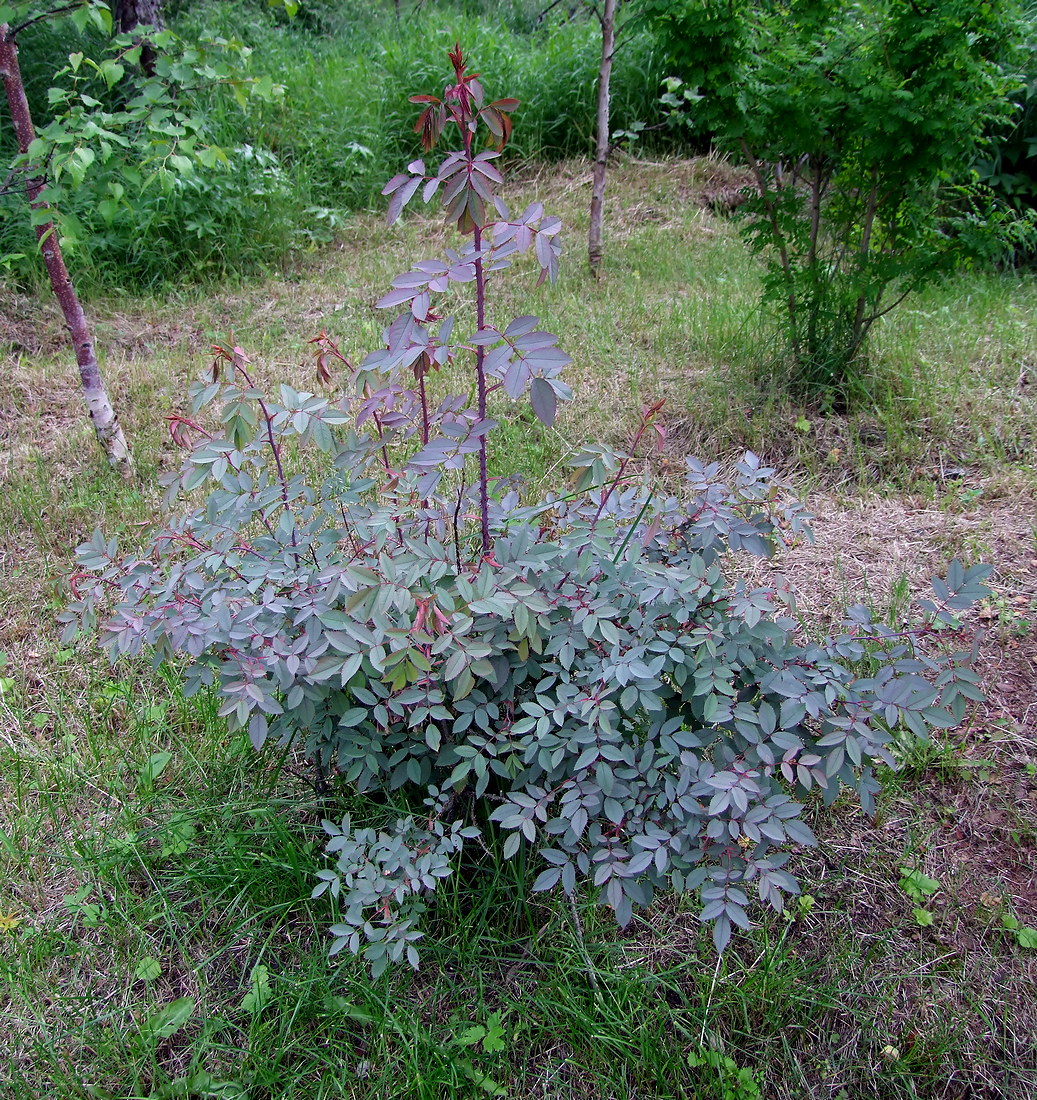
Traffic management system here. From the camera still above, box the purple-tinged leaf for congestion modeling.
[387,174,422,226]
[503,359,529,399]
[381,172,408,196]
[532,867,561,892]
[469,173,493,203]
[470,327,502,346]
[444,192,466,226]
[415,260,449,275]
[534,231,551,272]
[411,292,430,321]
[464,190,487,231]
[712,915,732,953]
[492,222,517,245]
[441,171,468,208]
[392,270,433,289]
[407,158,425,175]
[494,196,509,218]
[469,417,496,438]
[408,438,452,467]
[249,712,268,749]
[514,330,558,350]
[422,177,442,203]
[484,344,513,377]
[503,315,540,339]
[530,377,557,426]
[521,201,544,224]
[524,348,571,371]
[375,287,419,309]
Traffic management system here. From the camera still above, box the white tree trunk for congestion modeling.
[0,24,132,475]
[588,0,618,278]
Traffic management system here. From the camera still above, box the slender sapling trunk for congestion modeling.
[0,24,132,475]
[588,0,617,278]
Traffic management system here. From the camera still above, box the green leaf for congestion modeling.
[134,956,163,982]
[899,868,940,902]
[148,1072,248,1099]
[455,1025,486,1047]
[139,751,173,790]
[912,908,934,927]
[1015,927,1037,950]
[481,1012,507,1053]
[98,60,125,89]
[142,997,195,1041]
[240,964,271,1013]
[323,997,379,1025]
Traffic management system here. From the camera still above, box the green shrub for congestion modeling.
[65,47,990,976]
[646,0,1031,408]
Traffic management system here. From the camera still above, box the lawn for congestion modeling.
[1,157,1035,1099]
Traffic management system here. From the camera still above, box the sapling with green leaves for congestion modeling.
[646,0,1031,406]
[65,46,992,977]
[0,0,284,468]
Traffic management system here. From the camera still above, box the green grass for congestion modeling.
[2,158,1037,1098]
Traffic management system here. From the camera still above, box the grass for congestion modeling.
[2,157,1037,1098]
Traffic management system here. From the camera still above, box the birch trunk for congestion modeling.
[588,0,617,279]
[0,24,132,475]
[113,0,164,75]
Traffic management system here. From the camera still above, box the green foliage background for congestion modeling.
[0,0,671,290]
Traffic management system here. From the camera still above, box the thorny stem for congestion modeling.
[591,404,661,526]
[453,467,467,573]
[473,223,490,555]
[452,70,492,556]
[232,355,301,566]
[417,363,431,445]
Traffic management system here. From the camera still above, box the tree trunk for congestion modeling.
[0,25,133,475]
[113,0,164,75]
[588,0,618,279]
[113,0,164,34]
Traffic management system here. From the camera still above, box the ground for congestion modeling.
[1,157,1035,1099]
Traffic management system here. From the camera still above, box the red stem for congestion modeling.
[457,83,491,556]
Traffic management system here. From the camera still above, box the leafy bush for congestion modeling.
[65,47,991,976]
[976,6,1037,254]
[646,0,1030,407]
[0,5,287,291]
